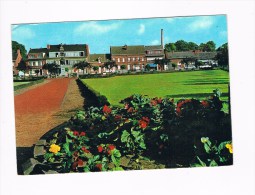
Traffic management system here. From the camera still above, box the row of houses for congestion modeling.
[12,29,218,76]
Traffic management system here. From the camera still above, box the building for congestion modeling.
[27,48,48,76]
[110,45,146,71]
[12,49,23,75]
[46,43,90,76]
[88,54,111,74]
[165,51,218,70]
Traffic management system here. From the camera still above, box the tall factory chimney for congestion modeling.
[161,29,164,49]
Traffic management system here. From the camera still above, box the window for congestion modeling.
[122,58,125,62]
[66,60,69,65]
[141,57,144,61]
[117,58,120,62]
[128,57,130,62]
[80,52,84,56]
[112,58,115,61]
[137,57,140,61]
[55,53,59,57]
[133,57,135,61]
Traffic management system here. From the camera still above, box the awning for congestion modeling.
[147,63,157,68]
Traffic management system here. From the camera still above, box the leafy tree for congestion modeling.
[12,41,27,60]
[195,60,204,67]
[103,60,117,73]
[35,69,40,77]
[145,64,150,71]
[73,61,91,74]
[42,62,60,77]
[172,63,177,69]
[92,66,99,74]
[215,43,229,68]
[175,40,189,51]
[165,43,176,52]
[154,58,170,71]
[120,64,126,73]
[199,41,216,52]
[188,42,199,51]
[16,60,29,79]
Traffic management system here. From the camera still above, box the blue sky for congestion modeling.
[12,15,228,54]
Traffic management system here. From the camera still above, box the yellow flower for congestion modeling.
[225,143,233,154]
[49,144,61,154]
[201,137,209,143]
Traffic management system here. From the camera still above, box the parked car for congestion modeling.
[185,65,196,71]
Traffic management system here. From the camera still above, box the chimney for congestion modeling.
[122,44,127,50]
[47,44,50,49]
[85,44,90,57]
[161,29,164,49]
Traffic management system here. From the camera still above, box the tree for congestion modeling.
[103,60,117,73]
[215,43,229,68]
[73,61,91,75]
[187,42,199,51]
[12,41,27,60]
[165,43,176,52]
[145,64,150,71]
[172,63,177,69]
[120,64,126,73]
[35,69,40,77]
[42,62,60,77]
[175,40,189,51]
[16,60,29,79]
[199,41,216,52]
[92,66,99,74]
[154,58,170,71]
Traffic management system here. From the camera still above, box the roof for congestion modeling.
[89,54,111,63]
[145,45,163,50]
[29,48,48,53]
[48,44,87,52]
[166,51,217,60]
[111,45,145,55]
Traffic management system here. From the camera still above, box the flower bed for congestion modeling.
[24,89,233,174]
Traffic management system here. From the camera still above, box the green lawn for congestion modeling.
[81,70,230,106]
[13,82,30,86]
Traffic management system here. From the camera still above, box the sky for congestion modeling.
[11,15,228,54]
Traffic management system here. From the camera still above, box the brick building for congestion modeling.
[12,49,23,75]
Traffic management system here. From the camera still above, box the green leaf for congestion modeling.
[121,130,130,143]
[204,143,211,154]
[197,156,206,167]
[112,167,124,171]
[209,160,218,167]
[139,141,146,149]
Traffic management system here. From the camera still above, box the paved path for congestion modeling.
[15,78,72,147]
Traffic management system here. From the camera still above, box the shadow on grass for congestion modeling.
[166,92,229,99]
[16,147,33,175]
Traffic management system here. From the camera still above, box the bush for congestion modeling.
[34,90,232,173]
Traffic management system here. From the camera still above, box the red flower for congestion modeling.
[103,105,112,114]
[176,107,181,116]
[80,132,86,136]
[72,162,78,170]
[114,115,122,121]
[73,131,79,136]
[97,145,103,153]
[150,100,157,106]
[81,147,90,153]
[95,164,102,171]
[77,159,84,166]
[124,103,129,109]
[73,151,79,157]
[157,98,163,104]
[142,117,150,123]
[127,107,134,113]
[201,100,209,108]
[139,120,148,129]
[177,101,185,108]
[108,144,115,151]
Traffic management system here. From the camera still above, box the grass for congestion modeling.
[81,70,230,106]
[13,82,30,86]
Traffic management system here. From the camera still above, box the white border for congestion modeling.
[1,1,255,195]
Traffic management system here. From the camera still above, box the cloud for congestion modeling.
[12,26,35,39]
[74,21,121,35]
[137,24,145,35]
[150,39,160,45]
[187,16,214,32]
